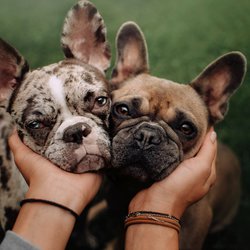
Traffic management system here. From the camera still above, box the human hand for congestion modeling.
[8,131,102,215]
[128,128,217,219]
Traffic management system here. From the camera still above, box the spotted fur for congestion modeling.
[0,0,111,240]
[0,107,27,233]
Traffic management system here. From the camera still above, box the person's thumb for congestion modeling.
[196,128,217,164]
[8,131,44,184]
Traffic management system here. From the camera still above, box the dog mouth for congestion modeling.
[112,155,181,183]
[111,140,183,182]
[111,120,183,182]
[71,154,107,173]
[44,141,110,174]
[151,159,181,181]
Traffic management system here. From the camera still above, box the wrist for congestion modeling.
[13,201,76,249]
[125,223,179,250]
[128,190,186,219]
[26,174,90,215]
[20,198,79,219]
[125,211,181,234]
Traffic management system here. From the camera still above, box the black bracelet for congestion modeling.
[20,198,78,219]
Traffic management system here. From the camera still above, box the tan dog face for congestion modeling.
[110,22,246,182]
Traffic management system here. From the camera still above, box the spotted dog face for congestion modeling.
[8,60,111,173]
[0,0,111,174]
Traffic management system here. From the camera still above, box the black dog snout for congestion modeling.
[134,124,164,149]
[63,122,92,144]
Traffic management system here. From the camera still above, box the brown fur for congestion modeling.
[104,21,246,250]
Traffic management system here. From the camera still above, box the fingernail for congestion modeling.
[210,131,217,143]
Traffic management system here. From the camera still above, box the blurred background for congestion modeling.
[0,0,249,249]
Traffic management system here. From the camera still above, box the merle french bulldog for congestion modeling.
[0,0,111,237]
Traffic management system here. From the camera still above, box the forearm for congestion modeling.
[7,132,102,249]
[10,173,86,249]
[13,202,76,250]
[125,224,179,250]
[125,200,181,250]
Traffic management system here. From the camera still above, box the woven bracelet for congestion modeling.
[20,198,78,219]
[124,211,181,233]
[126,211,180,222]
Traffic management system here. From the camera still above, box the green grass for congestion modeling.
[1,0,250,248]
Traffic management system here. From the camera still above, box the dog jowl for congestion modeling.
[107,22,246,249]
[0,0,111,233]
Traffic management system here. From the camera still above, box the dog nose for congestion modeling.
[63,122,92,144]
[134,126,162,149]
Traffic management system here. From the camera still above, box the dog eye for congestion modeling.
[115,104,130,117]
[26,121,45,129]
[95,96,108,107]
[179,122,195,136]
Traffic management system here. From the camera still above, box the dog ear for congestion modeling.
[0,38,29,103]
[190,52,247,124]
[111,22,149,86]
[61,0,111,73]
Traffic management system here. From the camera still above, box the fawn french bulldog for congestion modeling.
[103,22,246,250]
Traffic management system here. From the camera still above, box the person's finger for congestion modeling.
[204,144,217,188]
[8,131,48,183]
[178,128,217,185]
[79,172,103,204]
[196,128,217,165]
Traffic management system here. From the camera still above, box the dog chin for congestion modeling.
[74,155,107,173]
[116,162,180,183]
[59,154,107,174]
